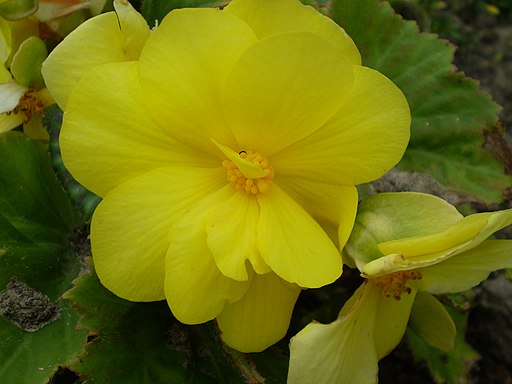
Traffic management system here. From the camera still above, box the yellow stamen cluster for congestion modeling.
[223,151,275,195]
[372,270,422,300]
[13,90,45,123]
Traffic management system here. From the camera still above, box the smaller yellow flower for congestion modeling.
[289,192,512,384]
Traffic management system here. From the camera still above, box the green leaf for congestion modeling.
[0,132,86,383]
[141,0,227,24]
[66,259,245,383]
[331,0,511,203]
[409,291,456,352]
[406,305,479,384]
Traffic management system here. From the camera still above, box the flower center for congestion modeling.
[13,90,45,123]
[371,270,422,300]
[223,150,275,195]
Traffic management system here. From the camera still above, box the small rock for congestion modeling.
[0,277,60,332]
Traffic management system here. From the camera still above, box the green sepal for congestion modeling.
[0,0,38,20]
[10,36,47,89]
[409,291,456,352]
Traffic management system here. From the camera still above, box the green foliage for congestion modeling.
[141,0,227,24]
[0,133,86,383]
[65,259,287,383]
[332,0,510,203]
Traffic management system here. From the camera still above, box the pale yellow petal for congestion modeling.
[217,272,300,352]
[274,175,358,248]
[257,184,342,288]
[42,12,127,109]
[272,66,410,185]
[92,167,225,302]
[346,192,463,265]
[0,66,11,83]
[371,282,416,358]
[376,208,512,270]
[418,240,512,294]
[138,8,258,154]
[0,18,11,64]
[225,0,361,65]
[165,186,250,324]
[61,61,217,198]
[223,31,353,155]
[205,192,270,281]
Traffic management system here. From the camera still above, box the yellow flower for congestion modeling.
[289,192,512,383]
[43,0,410,352]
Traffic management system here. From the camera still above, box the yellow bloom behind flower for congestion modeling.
[42,0,150,109]
[289,192,512,383]
[43,0,410,352]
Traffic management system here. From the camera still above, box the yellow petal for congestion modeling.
[217,272,300,352]
[346,192,463,265]
[223,31,353,155]
[91,167,225,302]
[165,186,250,324]
[138,8,258,154]
[42,12,127,109]
[205,191,270,281]
[418,240,512,294]
[61,61,217,198]
[272,66,410,185]
[23,114,48,140]
[113,0,150,60]
[256,184,342,287]
[225,0,361,65]
[274,175,358,248]
[0,111,23,132]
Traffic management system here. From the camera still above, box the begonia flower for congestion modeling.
[289,192,512,383]
[42,0,410,352]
